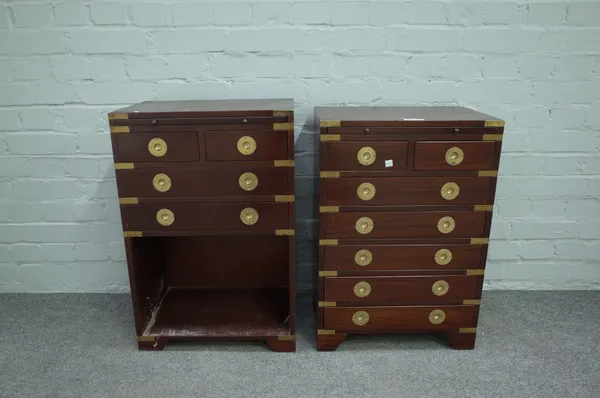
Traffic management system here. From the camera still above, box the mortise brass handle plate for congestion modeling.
[353,281,371,298]
[237,136,257,155]
[239,172,258,191]
[156,208,174,226]
[357,146,376,166]
[354,249,372,267]
[355,217,374,235]
[152,173,171,193]
[357,182,376,201]
[429,309,446,324]
[148,138,167,157]
[441,182,459,200]
[432,280,449,296]
[437,216,456,234]
[435,248,452,265]
[445,146,464,166]
[240,207,259,225]
[352,310,369,326]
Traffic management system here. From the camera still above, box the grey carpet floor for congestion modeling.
[1,291,599,397]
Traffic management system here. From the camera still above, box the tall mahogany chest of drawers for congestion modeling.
[315,106,504,350]
[108,100,296,352]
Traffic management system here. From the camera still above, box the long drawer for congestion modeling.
[323,305,478,332]
[322,244,484,271]
[116,167,292,198]
[321,211,487,239]
[321,177,492,205]
[323,276,481,302]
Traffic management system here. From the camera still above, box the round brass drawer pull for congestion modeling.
[429,309,446,324]
[357,182,376,201]
[357,146,376,166]
[434,248,452,265]
[240,207,259,226]
[353,281,372,298]
[152,173,172,193]
[437,216,456,234]
[354,249,373,267]
[445,147,464,166]
[156,208,174,227]
[355,217,374,235]
[239,172,258,191]
[432,280,449,296]
[148,138,167,157]
[352,310,370,326]
[441,182,460,200]
[237,136,257,155]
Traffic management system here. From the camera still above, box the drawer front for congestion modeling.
[323,244,483,271]
[324,305,477,332]
[322,211,487,239]
[113,132,199,162]
[324,276,481,302]
[121,202,290,232]
[322,142,408,171]
[116,167,291,197]
[322,177,491,206]
[205,130,289,161]
[414,141,496,171]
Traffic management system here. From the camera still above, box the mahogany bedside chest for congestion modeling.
[108,100,296,352]
[315,106,504,351]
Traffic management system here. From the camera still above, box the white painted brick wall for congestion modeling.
[0,0,599,293]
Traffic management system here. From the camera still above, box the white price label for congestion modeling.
[385,159,393,168]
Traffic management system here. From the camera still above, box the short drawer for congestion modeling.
[121,202,290,232]
[205,130,289,161]
[324,276,481,302]
[323,244,483,271]
[322,177,491,206]
[112,132,199,162]
[321,211,487,239]
[323,305,477,332]
[321,141,408,171]
[414,141,496,171]
[116,167,292,198]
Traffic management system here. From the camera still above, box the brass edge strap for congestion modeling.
[274,160,295,167]
[275,195,295,202]
[319,239,338,246]
[478,170,498,177]
[273,122,293,131]
[114,163,135,170]
[319,271,337,277]
[320,120,341,128]
[109,113,129,120]
[320,206,340,213]
[124,231,143,238]
[275,229,295,236]
[119,197,139,205]
[320,171,340,178]
[482,134,503,141]
[474,205,493,211]
[273,110,293,117]
[462,299,481,305]
[320,134,341,142]
[137,336,155,342]
[317,329,336,335]
[466,269,485,276]
[277,335,296,341]
[470,238,489,245]
[459,327,477,334]
[318,301,337,307]
[110,126,130,133]
[484,120,505,127]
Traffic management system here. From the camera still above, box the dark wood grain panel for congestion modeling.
[112,116,286,126]
[324,276,481,302]
[324,305,478,331]
[414,141,496,171]
[116,167,291,197]
[113,132,199,162]
[321,141,408,171]
[205,130,289,161]
[323,244,483,271]
[321,211,487,239]
[322,177,492,206]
